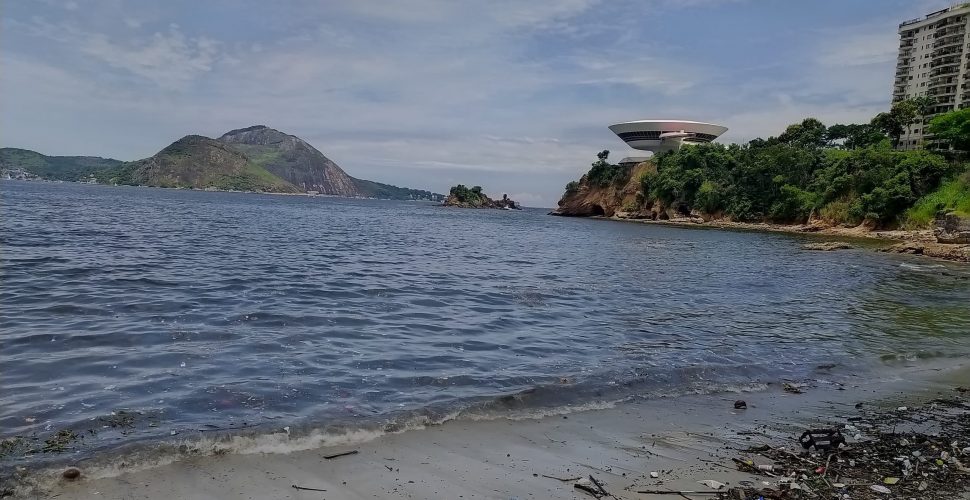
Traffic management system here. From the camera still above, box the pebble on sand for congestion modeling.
[62,467,81,480]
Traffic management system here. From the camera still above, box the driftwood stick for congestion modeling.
[291,484,327,492]
[540,474,582,482]
[589,475,610,497]
[323,449,359,460]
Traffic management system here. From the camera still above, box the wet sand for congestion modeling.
[28,363,970,499]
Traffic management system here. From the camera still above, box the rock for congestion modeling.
[734,400,747,409]
[442,186,521,210]
[802,241,853,251]
[883,242,924,255]
[935,212,970,244]
[62,467,81,480]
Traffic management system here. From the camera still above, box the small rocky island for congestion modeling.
[442,184,521,209]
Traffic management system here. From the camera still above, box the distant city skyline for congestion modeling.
[0,0,957,206]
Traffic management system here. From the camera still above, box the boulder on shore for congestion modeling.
[935,212,970,244]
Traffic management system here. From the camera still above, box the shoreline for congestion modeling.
[17,362,970,499]
[570,213,970,263]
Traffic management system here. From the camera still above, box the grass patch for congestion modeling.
[904,174,970,228]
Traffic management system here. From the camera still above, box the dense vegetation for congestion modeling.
[354,178,444,201]
[571,101,970,229]
[447,184,486,206]
[0,148,122,181]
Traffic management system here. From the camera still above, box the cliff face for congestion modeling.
[218,125,361,196]
[555,161,670,218]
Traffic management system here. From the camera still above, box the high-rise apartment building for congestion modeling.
[894,4,970,149]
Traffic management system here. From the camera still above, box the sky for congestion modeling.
[0,0,959,206]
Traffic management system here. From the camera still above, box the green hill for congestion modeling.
[0,148,122,181]
[1,126,444,199]
[113,135,300,192]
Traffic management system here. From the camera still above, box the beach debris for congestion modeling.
[588,475,610,496]
[734,400,747,410]
[798,428,845,451]
[291,484,327,492]
[323,449,358,460]
[573,477,601,498]
[697,479,726,490]
[636,489,724,496]
[869,484,891,494]
[649,471,660,478]
[882,476,899,484]
[782,383,804,394]
[540,474,581,482]
[43,429,79,453]
[573,475,610,498]
[61,467,81,480]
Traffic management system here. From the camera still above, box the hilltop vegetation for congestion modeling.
[443,184,520,209]
[0,148,122,181]
[557,101,970,229]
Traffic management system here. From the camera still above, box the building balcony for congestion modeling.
[932,46,963,57]
[933,35,966,49]
[931,66,960,77]
[928,87,956,97]
[930,58,960,68]
[935,25,965,37]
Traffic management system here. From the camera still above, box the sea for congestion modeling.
[3,180,970,471]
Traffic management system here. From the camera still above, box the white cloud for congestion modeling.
[23,19,220,89]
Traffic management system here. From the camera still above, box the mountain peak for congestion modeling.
[222,125,270,135]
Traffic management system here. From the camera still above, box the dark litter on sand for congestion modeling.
[716,396,970,499]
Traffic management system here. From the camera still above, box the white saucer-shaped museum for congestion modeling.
[608,120,728,154]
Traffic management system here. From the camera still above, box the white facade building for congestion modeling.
[608,120,728,154]
[894,4,970,149]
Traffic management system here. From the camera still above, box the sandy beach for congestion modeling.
[9,362,962,499]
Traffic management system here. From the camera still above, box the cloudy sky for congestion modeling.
[0,0,957,206]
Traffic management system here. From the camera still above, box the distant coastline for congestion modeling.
[0,126,445,202]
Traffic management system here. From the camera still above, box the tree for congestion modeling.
[927,108,970,152]
[826,123,887,149]
[871,112,905,148]
[892,99,919,140]
[778,118,827,148]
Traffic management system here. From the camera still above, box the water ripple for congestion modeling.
[3,180,970,467]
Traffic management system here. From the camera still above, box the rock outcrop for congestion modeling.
[552,160,672,218]
[218,125,361,196]
[802,241,854,251]
[442,185,520,209]
[935,212,970,244]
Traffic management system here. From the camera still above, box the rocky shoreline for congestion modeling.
[559,213,970,263]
